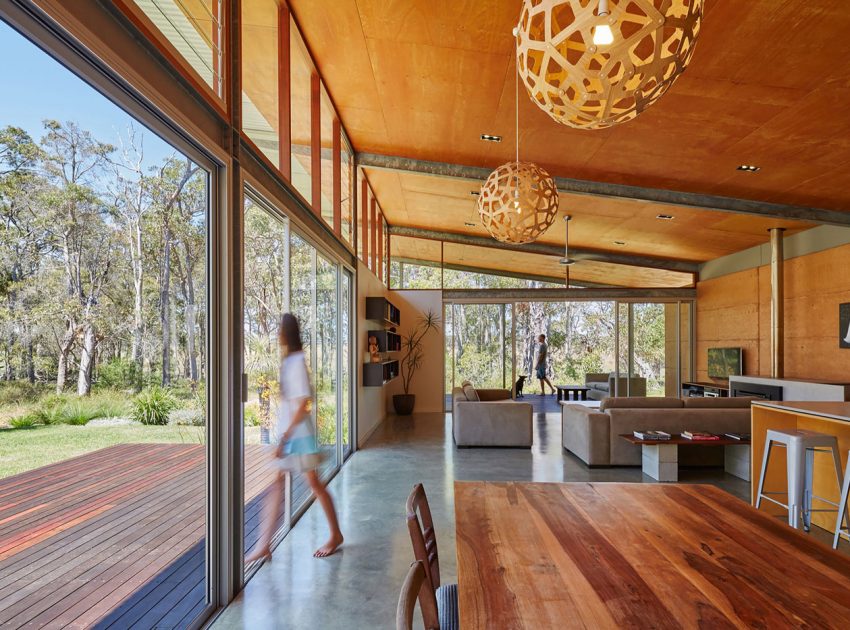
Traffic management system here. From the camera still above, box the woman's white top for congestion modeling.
[276,351,313,440]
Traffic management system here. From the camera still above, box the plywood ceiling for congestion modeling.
[291,0,850,210]
[289,0,850,285]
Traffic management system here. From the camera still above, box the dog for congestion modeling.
[515,375,527,398]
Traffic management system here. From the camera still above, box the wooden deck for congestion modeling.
[0,443,277,629]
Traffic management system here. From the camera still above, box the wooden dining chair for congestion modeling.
[406,484,459,630]
[396,561,439,630]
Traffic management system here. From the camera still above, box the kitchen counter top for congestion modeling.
[752,400,850,422]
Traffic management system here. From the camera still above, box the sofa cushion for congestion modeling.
[683,397,755,409]
[588,382,609,392]
[601,396,683,411]
[462,384,480,401]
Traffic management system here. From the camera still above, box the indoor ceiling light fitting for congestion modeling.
[515,0,704,130]
[481,133,502,142]
[656,214,675,220]
[477,28,559,245]
[737,164,761,172]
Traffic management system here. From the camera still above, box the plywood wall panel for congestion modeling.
[697,243,850,384]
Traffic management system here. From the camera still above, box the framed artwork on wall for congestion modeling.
[841,303,850,349]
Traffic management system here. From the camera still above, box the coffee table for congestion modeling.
[556,385,591,401]
[620,433,751,482]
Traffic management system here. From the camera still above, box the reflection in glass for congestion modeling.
[241,0,280,166]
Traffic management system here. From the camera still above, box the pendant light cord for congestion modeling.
[515,35,520,167]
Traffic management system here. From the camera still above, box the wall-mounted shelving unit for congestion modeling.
[365,297,400,326]
[364,296,401,387]
[363,360,400,386]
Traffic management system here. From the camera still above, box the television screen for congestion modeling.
[708,347,742,379]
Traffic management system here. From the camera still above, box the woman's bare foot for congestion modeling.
[245,547,272,564]
[313,534,344,558]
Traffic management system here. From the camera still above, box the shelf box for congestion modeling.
[363,360,400,387]
[365,297,400,326]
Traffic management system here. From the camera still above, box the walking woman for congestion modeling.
[247,313,343,562]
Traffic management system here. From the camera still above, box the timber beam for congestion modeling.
[442,288,697,301]
[358,153,850,227]
[388,226,700,274]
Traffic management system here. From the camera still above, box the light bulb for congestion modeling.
[593,23,614,46]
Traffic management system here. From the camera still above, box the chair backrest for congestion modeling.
[396,561,440,630]
[406,483,441,590]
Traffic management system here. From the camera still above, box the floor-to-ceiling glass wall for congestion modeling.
[0,19,213,627]
[445,299,692,404]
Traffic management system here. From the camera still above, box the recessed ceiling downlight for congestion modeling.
[656,214,675,220]
[737,164,761,172]
[480,133,502,142]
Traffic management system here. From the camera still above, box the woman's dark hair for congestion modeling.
[279,313,303,354]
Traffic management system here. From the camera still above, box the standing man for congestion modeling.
[536,334,556,395]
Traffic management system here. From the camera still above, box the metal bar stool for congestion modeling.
[834,452,850,549]
[755,429,843,531]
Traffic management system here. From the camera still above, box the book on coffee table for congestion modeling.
[723,432,751,441]
[682,431,720,441]
[633,430,671,441]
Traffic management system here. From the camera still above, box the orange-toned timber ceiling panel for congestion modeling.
[290,0,850,213]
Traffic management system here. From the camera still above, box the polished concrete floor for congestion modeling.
[212,412,761,629]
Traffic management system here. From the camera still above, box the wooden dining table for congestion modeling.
[455,481,850,629]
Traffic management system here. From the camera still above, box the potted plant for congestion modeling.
[393,311,439,415]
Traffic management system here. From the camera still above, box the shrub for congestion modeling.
[244,404,261,427]
[30,392,130,426]
[10,415,38,429]
[0,381,50,406]
[132,386,176,426]
[97,358,139,389]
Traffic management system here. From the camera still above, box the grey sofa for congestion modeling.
[452,386,533,447]
[584,373,647,400]
[562,396,752,466]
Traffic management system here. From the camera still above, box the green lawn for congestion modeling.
[0,424,219,478]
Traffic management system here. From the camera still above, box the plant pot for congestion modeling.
[260,426,271,445]
[393,394,416,416]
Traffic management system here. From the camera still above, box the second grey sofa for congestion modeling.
[452,386,532,447]
[562,396,753,466]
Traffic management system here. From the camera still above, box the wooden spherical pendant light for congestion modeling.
[477,161,560,244]
[516,0,704,130]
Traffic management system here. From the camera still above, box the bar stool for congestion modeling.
[755,429,843,531]
[834,452,850,549]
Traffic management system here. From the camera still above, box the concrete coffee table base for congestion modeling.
[638,442,751,482]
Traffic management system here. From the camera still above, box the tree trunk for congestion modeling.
[77,322,96,396]
[26,339,35,384]
[161,231,172,387]
[131,219,144,388]
[56,319,75,393]
[183,247,198,383]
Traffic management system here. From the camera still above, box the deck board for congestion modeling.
[0,443,276,629]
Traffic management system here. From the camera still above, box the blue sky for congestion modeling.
[0,20,177,167]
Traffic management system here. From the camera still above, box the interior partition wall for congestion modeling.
[445,299,694,404]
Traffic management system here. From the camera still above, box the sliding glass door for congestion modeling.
[242,191,353,570]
